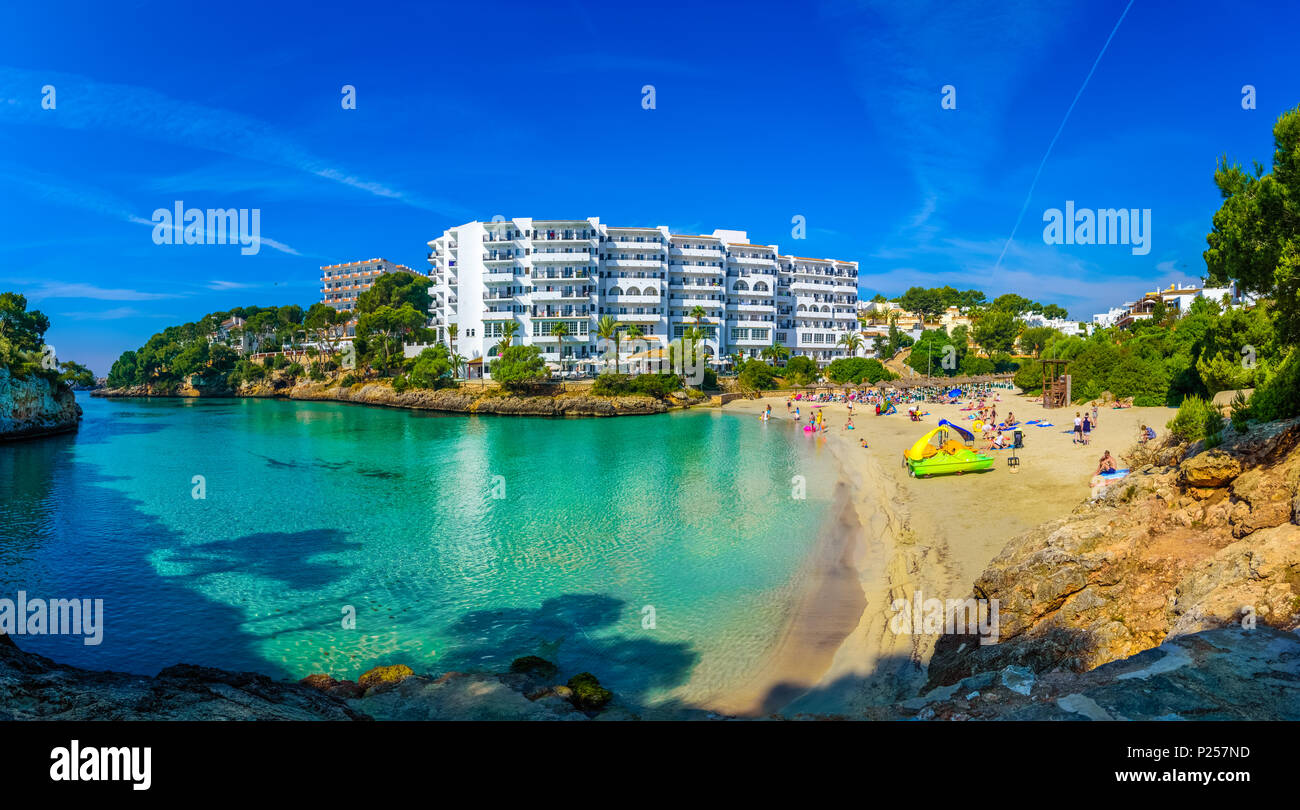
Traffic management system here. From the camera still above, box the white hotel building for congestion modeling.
[424,217,860,374]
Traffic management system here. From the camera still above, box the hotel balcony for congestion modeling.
[671,297,722,308]
[728,302,777,313]
[605,294,662,305]
[607,239,666,250]
[729,255,777,266]
[534,233,597,244]
[483,272,517,284]
[615,312,661,322]
[532,288,592,300]
[669,282,724,293]
[483,309,516,319]
[604,258,663,268]
[672,264,724,275]
[670,246,723,258]
[532,250,594,263]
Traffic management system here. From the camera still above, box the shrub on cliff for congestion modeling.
[407,345,455,390]
[591,373,681,398]
[1167,395,1224,443]
[490,345,548,391]
[1245,349,1300,423]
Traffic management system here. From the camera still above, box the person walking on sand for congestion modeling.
[1082,413,1092,445]
[1091,404,1099,428]
[1073,412,1083,444]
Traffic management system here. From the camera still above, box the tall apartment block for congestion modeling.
[425,218,859,371]
[320,258,420,336]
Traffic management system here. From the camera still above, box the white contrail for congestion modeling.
[993,0,1138,271]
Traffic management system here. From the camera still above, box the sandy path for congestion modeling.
[716,389,1173,715]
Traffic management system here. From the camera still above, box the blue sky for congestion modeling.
[1,0,1297,373]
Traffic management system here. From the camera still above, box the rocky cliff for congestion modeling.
[0,633,365,720]
[95,373,669,417]
[0,367,82,441]
[926,417,1300,691]
[867,626,1300,720]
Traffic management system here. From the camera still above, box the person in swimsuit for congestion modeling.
[1095,451,1116,475]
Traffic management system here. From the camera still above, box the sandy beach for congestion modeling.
[715,388,1175,716]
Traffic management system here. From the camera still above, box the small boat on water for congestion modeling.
[903,419,995,478]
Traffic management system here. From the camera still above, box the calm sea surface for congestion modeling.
[0,394,838,708]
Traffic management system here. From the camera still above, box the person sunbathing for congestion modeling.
[1095,451,1117,475]
[985,432,1009,450]
[1004,412,1018,427]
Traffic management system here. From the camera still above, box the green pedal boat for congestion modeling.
[902,419,995,477]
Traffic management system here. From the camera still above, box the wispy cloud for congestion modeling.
[206,280,259,290]
[20,281,181,302]
[0,65,472,219]
[58,306,170,321]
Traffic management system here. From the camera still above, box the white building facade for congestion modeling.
[425,218,859,372]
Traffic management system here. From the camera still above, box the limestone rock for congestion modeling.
[0,368,81,441]
[1179,449,1241,488]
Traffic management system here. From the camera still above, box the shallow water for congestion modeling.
[0,394,838,709]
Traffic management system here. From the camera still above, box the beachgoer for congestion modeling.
[1082,414,1091,445]
[1139,424,1156,444]
[1073,412,1083,444]
[1095,451,1116,475]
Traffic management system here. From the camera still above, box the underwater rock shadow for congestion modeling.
[437,593,699,711]
[161,529,362,592]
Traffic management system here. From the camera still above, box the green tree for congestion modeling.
[408,345,454,389]
[357,304,428,375]
[972,309,1019,355]
[837,331,864,357]
[58,360,95,388]
[1019,326,1058,358]
[595,315,620,372]
[1205,106,1300,344]
[548,321,571,371]
[782,355,818,385]
[897,287,945,323]
[355,271,433,316]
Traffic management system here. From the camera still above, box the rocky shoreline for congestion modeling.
[926,417,1300,692]
[0,367,82,441]
[93,374,672,417]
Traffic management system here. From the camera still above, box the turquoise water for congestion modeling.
[0,394,839,709]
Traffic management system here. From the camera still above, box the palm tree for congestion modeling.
[449,352,466,380]
[447,323,459,357]
[762,341,791,366]
[838,332,864,358]
[595,315,620,373]
[495,320,518,357]
[548,321,570,372]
